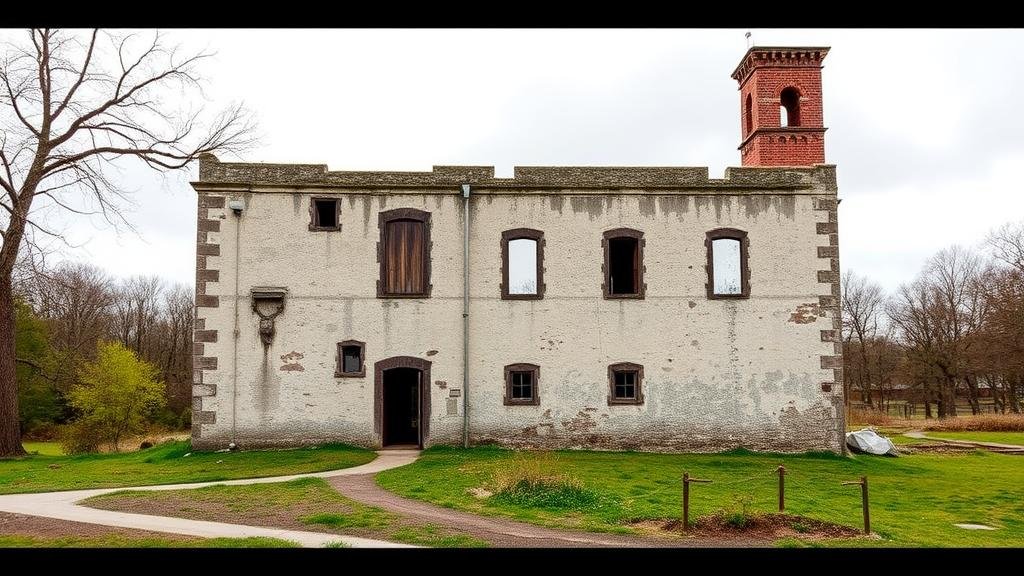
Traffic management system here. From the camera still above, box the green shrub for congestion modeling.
[59,419,105,455]
[69,341,166,451]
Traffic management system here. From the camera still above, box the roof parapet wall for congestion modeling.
[195,154,836,193]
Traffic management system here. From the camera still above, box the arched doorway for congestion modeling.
[374,356,431,448]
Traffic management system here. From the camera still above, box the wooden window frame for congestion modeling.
[602,228,646,300]
[607,362,644,405]
[377,208,432,299]
[504,363,540,406]
[335,340,366,378]
[705,228,751,300]
[501,228,545,300]
[309,196,341,231]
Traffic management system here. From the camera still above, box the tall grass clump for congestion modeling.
[490,451,599,509]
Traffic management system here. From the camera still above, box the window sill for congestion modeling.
[607,396,644,406]
[603,293,645,300]
[501,294,544,301]
[308,225,341,232]
[335,370,366,378]
[706,293,750,300]
[504,398,540,406]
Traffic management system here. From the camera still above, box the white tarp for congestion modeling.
[845,428,899,456]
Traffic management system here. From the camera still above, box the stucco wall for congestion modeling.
[192,163,843,453]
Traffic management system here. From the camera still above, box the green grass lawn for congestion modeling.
[921,431,1024,446]
[21,442,64,456]
[0,535,298,548]
[84,477,487,548]
[376,446,1024,547]
[0,441,375,494]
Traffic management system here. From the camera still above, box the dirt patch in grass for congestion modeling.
[0,511,294,547]
[631,513,862,542]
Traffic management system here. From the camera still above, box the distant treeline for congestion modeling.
[843,221,1024,417]
[14,261,193,437]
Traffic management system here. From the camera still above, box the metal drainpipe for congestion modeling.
[461,183,471,448]
[230,198,243,446]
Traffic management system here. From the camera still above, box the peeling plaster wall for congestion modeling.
[193,166,842,453]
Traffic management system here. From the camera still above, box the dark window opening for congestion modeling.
[608,237,638,295]
[607,362,644,405]
[745,93,753,135]
[511,371,533,400]
[780,87,800,127]
[335,340,365,377]
[614,370,637,400]
[378,209,431,298]
[504,363,540,406]
[343,347,361,373]
[310,197,340,231]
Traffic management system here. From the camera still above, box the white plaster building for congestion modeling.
[190,46,844,453]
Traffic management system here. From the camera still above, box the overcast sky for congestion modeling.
[35,28,1024,294]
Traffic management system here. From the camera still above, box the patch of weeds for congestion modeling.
[390,524,489,548]
[792,521,811,534]
[324,541,350,548]
[722,494,753,529]
[492,479,600,509]
[489,451,603,510]
[301,511,390,530]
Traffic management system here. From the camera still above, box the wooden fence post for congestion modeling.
[777,466,785,513]
[842,476,870,534]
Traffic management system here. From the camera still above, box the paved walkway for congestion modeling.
[904,431,1024,454]
[330,473,762,547]
[0,450,421,548]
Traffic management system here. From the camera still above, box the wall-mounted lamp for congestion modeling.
[229,199,245,216]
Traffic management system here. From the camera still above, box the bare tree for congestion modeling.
[986,220,1024,275]
[110,275,162,357]
[841,271,886,406]
[0,29,255,455]
[159,283,194,412]
[888,246,984,418]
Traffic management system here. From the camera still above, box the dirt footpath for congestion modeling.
[329,474,768,548]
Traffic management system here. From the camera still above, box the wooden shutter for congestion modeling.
[385,219,425,294]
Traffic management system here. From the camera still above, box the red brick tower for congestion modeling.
[731,47,830,166]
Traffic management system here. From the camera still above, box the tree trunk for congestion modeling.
[0,278,26,456]
[965,374,981,415]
